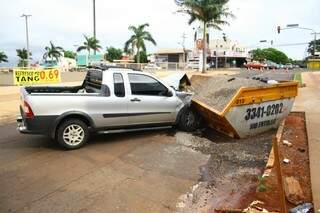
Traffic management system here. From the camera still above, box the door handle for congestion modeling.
[130,98,141,102]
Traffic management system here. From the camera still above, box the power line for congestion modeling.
[273,42,309,47]
[249,42,310,49]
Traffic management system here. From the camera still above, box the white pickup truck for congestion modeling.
[17,66,197,149]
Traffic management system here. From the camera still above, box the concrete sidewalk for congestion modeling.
[293,72,320,211]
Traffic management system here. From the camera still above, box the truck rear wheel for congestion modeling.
[57,119,89,149]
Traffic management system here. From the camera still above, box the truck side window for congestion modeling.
[113,73,125,97]
[85,69,103,93]
[128,73,167,96]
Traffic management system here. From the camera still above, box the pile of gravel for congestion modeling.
[191,75,267,112]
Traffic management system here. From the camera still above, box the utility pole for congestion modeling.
[21,14,31,67]
[93,0,96,55]
[311,32,320,57]
[181,33,187,64]
[178,33,187,70]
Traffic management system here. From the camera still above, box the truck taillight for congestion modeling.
[23,101,34,119]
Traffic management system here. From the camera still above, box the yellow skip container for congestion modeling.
[191,75,298,138]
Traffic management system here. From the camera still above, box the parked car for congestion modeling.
[186,60,210,70]
[17,66,198,149]
[279,64,285,69]
[144,63,162,71]
[244,62,265,70]
[266,60,279,70]
[284,63,294,70]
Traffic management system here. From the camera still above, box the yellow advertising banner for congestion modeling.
[13,68,61,85]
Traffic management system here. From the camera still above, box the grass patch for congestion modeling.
[294,73,302,84]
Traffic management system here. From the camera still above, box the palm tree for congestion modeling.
[16,48,31,67]
[43,41,64,62]
[124,23,156,63]
[0,51,8,63]
[178,0,233,72]
[77,35,102,55]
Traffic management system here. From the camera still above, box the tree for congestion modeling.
[64,50,76,59]
[0,51,8,63]
[134,50,148,63]
[307,39,320,56]
[77,35,102,55]
[178,0,233,73]
[124,23,156,63]
[105,47,123,62]
[264,48,289,64]
[16,48,31,67]
[251,48,289,64]
[43,41,64,61]
[250,49,265,62]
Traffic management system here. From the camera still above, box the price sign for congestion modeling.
[13,68,61,85]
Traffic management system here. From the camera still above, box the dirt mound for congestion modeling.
[190,75,266,112]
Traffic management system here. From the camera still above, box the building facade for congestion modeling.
[154,48,192,69]
[194,38,248,68]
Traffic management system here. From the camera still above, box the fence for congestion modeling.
[112,62,190,71]
[0,62,212,73]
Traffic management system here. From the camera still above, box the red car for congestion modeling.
[244,62,266,70]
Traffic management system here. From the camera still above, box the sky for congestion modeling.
[0,0,319,67]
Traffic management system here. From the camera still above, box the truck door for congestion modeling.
[127,73,178,126]
[92,72,128,128]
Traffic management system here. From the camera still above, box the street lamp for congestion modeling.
[279,24,320,57]
[21,14,31,67]
[286,24,299,28]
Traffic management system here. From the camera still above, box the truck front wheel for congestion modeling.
[178,107,200,132]
[57,119,89,149]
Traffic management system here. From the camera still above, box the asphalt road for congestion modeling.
[0,123,209,213]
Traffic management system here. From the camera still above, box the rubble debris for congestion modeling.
[283,158,290,164]
[175,131,273,212]
[262,168,272,178]
[283,140,293,147]
[243,200,269,213]
[284,176,304,205]
[289,203,313,213]
[191,75,266,111]
[266,148,274,169]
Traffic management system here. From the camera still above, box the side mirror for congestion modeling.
[167,89,173,97]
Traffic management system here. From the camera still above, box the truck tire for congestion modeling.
[178,107,200,132]
[57,119,89,150]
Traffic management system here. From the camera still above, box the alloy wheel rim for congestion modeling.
[63,124,84,146]
[185,111,195,127]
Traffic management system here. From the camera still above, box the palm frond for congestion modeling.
[178,0,234,29]
[77,46,87,52]
[143,32,157,45]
